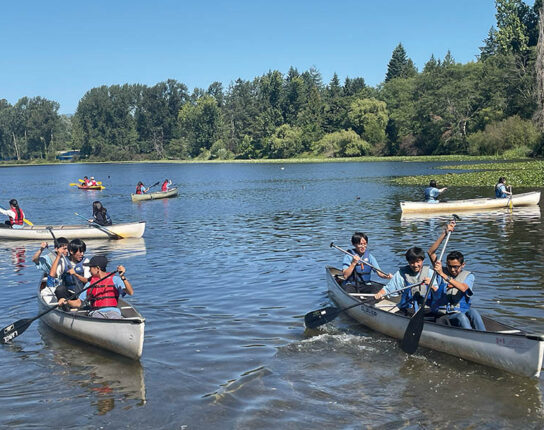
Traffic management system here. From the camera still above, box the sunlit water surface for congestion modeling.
[0,161,542,429]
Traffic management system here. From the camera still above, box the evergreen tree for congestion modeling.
[385,43,418,82]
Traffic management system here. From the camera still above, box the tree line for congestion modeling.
[1,0,543,162]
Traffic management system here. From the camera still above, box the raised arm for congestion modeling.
[428,221,455,266]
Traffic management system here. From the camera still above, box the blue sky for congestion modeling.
[0,1,507,114]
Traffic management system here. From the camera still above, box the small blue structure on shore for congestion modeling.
[56,150,80,161]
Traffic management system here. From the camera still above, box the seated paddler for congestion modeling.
[374,246,438,314]
[58,255,133,319]
[428,221,486,330]
[424,180,447,204]
[342,232,392,294]
[495,177,512,199]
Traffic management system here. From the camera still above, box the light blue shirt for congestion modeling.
[342,251,381,282]
[424,187,441,203]
[383,267,438,310]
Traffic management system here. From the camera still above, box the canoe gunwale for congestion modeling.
[38,283,145,359]
[400,191,541,213]
[325,266,544,378]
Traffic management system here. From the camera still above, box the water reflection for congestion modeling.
[10,247,26,273]
[38,324,146,412]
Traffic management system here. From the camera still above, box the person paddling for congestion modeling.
[0,199,25,229]
[495,177,512,199]
[161,179,172,192]
[89,176,98,186]
[374,247,438,314]
[58,256,133,319]
[53,238,91,301]
[424,180,447,203]
[135,181,148,194]
[89,201,112,226]
[342,232,392,293]
[427,221,485,330]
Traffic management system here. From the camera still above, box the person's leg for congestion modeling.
[465,308,486,331]
[445,312,472,329]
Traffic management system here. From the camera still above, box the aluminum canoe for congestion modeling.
[38,282,145,360]
[131,187,179,202]
[0,221,145,240]
[324,266,544,378]
[400,191,541,213]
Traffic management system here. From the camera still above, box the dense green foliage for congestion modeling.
[392,160,544,187]
[1,0,544,162]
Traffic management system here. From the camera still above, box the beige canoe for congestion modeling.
[131,187,178,202]
[0,221,146,240]
[400,191,541,213]
[38,281,145,360]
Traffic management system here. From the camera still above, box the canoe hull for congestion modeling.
[131,187,178,202]
[400,191,541,213]
[77,185,104,190]
[0,221,145,240]
[38,285,145,359]
[325,267,544,378]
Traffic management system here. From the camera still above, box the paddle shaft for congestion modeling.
[1,271,117,343]
[304,281,425,329]
[74,212,123,240]
[400,228,453,354]
[330,242,389,277]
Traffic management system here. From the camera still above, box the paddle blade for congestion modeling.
[400,307,426,354]
[69,183,79,186]
[0,319,33,344]
[304,306,341,329]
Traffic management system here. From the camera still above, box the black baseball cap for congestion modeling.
[83,255,108,271]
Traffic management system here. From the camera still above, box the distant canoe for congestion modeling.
[77,185,105,191]
[131,187,178,202]
[0,221,145,240]
[38,281,145,359]
[400,191,541,213]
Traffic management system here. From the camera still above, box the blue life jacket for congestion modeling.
[346,248,372,283]
[495,184,507,198]
[424,187,438,202]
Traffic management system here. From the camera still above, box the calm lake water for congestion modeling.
[0,161,543,429]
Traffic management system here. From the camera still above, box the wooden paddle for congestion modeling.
[400,214,460,354]
[304,281,425,329]
[330,242,390,278]
[74,212,124,240]
[0,271,118,344]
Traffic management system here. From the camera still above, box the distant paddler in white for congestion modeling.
[59,256,134,319]
[424,180,447,203]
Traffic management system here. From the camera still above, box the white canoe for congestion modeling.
[38,281,145,360]
[400,191,541,213]
[324,267,544,378]
[0,221,145,240]
[131,187,178,202]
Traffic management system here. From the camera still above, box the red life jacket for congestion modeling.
[161,181,168,191]
[87,274,119,309]
[136,184,143,194]
[9,208,24,226]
